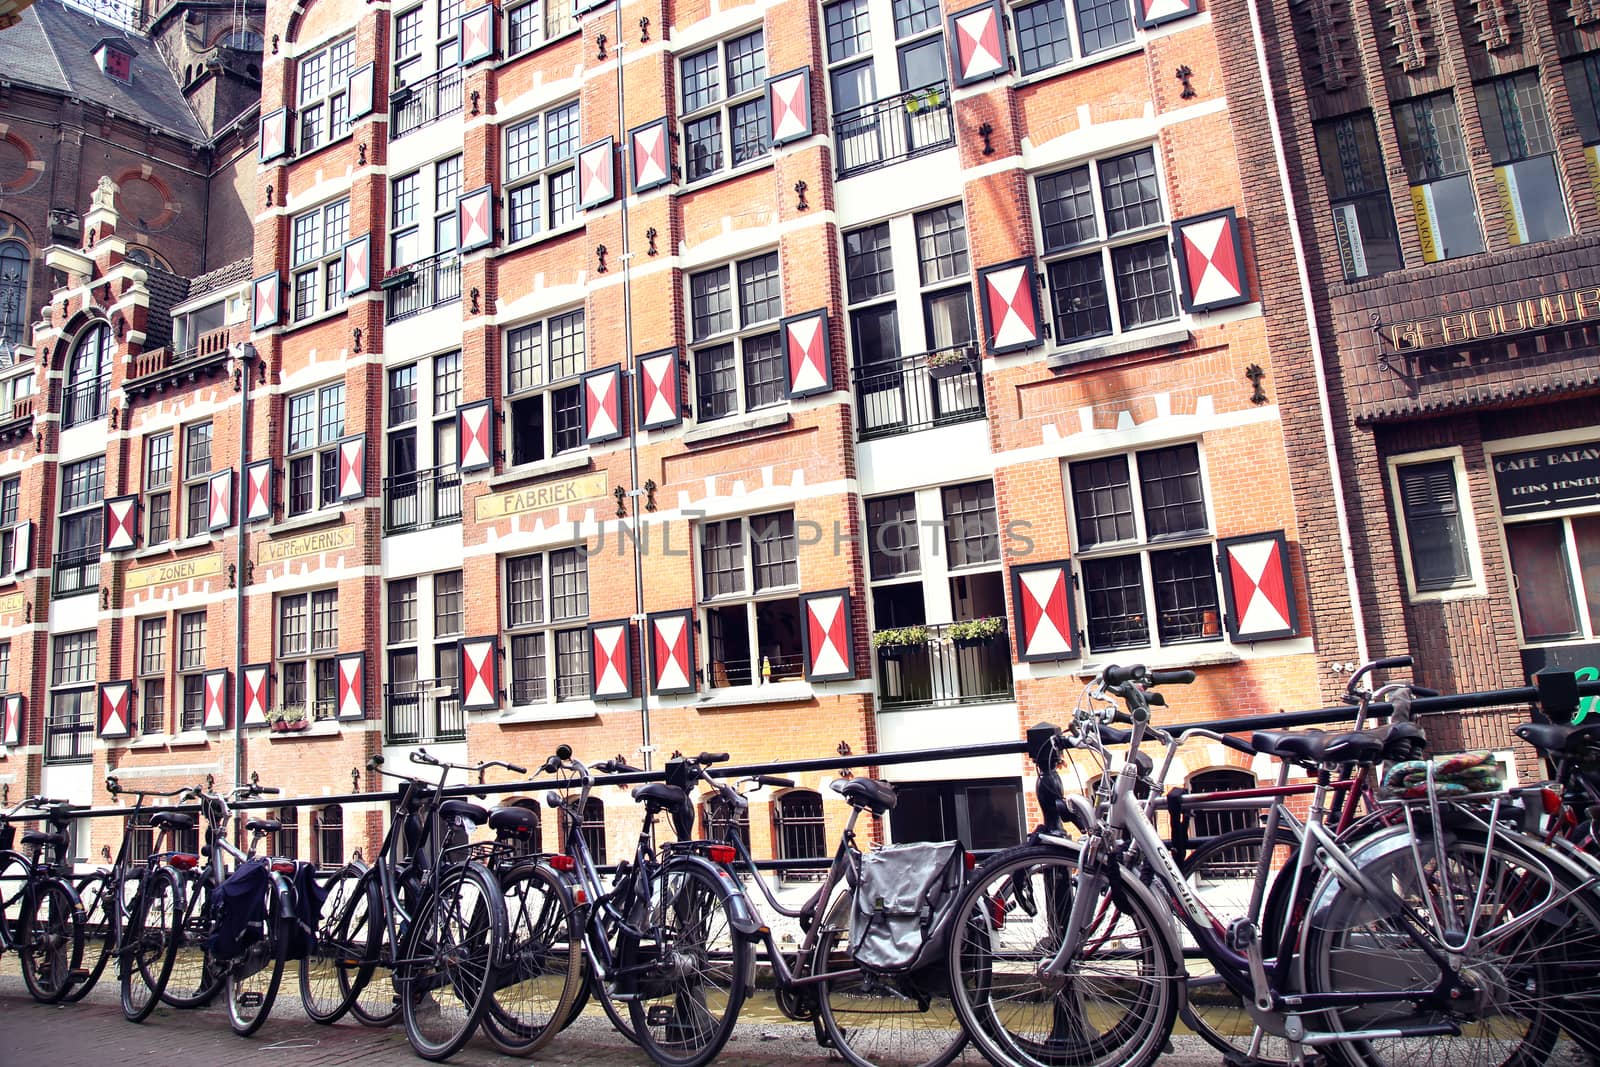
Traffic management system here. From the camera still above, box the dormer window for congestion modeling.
[93,39,135,84]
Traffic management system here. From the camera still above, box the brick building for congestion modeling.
[3,0,1350,865]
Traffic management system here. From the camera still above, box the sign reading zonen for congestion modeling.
[474,473,608,522]
[1381,286,1600,353]
[257,524,357,564]
[126,552,224,591]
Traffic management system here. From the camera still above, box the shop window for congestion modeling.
[1314,112,1402,281]
[1393,93,1485,262]
[1505,516,1600,644]
[888,778,1023,851]
[1475,71,1570,246]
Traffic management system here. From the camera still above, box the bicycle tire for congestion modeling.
[63,872,116,1003]
[0,848,32,952]
[226,877,291,1037]
[300,861,377,1025]
[625,860,755,1067]
[480,859,584,1056]
[398,861,506,1062]
[121,868,181,1023]
[945,842,1179,1067]
[18,875,85,1003]
[162,870,221,1008]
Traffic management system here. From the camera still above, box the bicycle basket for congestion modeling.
[1381,750,1505,799]
[850,840,964,974]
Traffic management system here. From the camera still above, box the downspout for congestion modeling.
[1243,0,1370,667]
[233,342,253,787]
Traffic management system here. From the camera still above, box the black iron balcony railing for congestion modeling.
[384,252,462,322]
[390,66,464,139]
[62,373,109,428]
[52,545,101,599]
[383,465,463,533]
[874,620,1015,710]
[853,344,985,441]
[833,82,955,179]
[45,708,93,764]
[385,679,465,744]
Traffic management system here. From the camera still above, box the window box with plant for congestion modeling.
[947,615,1004,647]
[903,86,944,115]
[926,345,976,381]
[273,705,310,733]
[871,624,929,659]
[380,265,418,291]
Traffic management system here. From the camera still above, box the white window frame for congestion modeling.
[0,474,22,575]
[695,510,804,688]
[177,609,207,733]
[286,381,347,517]
[1386,446,1487,604]
[290,198,350,323]
[137,615,166,736]
[504,100,581,243]
[679,27,770,184]
[503,547,591,706]
[1009,0,1138,79]
[297,34,357,153]
[505,0,577,56]
[504,310,586,466]
[277,589,341,720]
[688,251,785,423]
[182,420,213,539]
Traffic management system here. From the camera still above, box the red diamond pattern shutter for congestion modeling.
[339,435,366,500]
[458,185,495,252]
[630,119,671,193]
[245,460,273,523]
[458,400,494,472]
[98,681,132,738]
[2,694,21,747]
[1173,208,1248,312]
[590,620,633,699]
[1011,560,1077,661]
[11,521,28,578]
[1137,0,1201,28]
[337,653,365,720]
[203,669,229,731]
[258,108,288,162]
[578,138,616,210]
[347,63,374,119]
[636,348,681,430]
[208,469,234,530]
[782,309,833,398]
[767,68,813,147]
[1217,531,1299,641]
[252,272,281,330]
[801,589,855,682]
[343,235,372,295]
[242,664,271,727]
[979,259,1044,354]
[948,0,1010,86]
[648,610,695,695]
[459,5,495,65]
[459,636,499,710]
[104,495,138,551]
[584,365,623,443]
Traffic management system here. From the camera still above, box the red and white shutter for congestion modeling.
[1217,531,1299,642]
[578,138,616,210]
[458,184,495,252]
[801,589,855,682]
[948,0,1010,86]
[458,636,499,710]
[782,309,833,398]
[245,460,273,523]
[1136,0,1200,28]
[584,365,624,443]
[98,681,132,739]
[1011,560,1078,662]
[343,235,372,295]
[979,259,1044,355]
[208,468,234,530]
[347,62,375,120]
[458,400,494,472]
[767,68,813,147]
[252,271,281,330]
[242,664,271,728]
[338,434,366,500]
[11,520,29,578]
[630,119,671,193]
[258,107,288,162]
[459,5,496,65]
[648,610,695,695]
[104,495,139,552]
[1174,208,1249,312]
[2,694,21,747]
[636,349,681,430]
[590,620,633,700]
[203,670,229,731]
[337,653,365,720]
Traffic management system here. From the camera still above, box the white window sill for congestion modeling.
[487,452,591,489]
[1073,645,1240,677]
[674,156,774,198]
[694,680,814,708]
[499,220,586,257]
[495,701,601,725]
[268,719,343,739]
[168,731,211,748]
[130,534,216,560]
[128,735,169,749]
[1045,326,1190,371]
[683,408,791,446]
[282,303,350,336]
[269,508,346,537]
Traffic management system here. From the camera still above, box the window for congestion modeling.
[386,571,465,741]
[578,797,605,864]
[701,797,751,849]
[506,0,575,56]
[171,299,225,355]
[1476,72,1570,246]
[0,475,21,575]
[1394,458,1473,595]
[0,641,8,693]
[183,421,213,537]
[699,511,802,687]
[272,806,299,860]
[314,805,344,868]
[690,252,784,421]
[824,0,952,175]
[867,494,919,580]
[287,383,346,516]
[391,170,421,265]
[680,29,769,182]
[865,482,1007,647]
[142,432,173,546]
[1393,93,1485,262]
[1186,770,1260,870]
[0,240,30,349]
[1314,113,1402,282]
[279,590,340,719]
[1503,515,1600,644]
[64,322,111,427]
[386,353,462,529]
[1036,147,1176,346]
[291,198,350,321]
[505,547,590,704]
[1563,52,1600,146]
[47,631,95,764]
[943,480,999,569]
[1013,0,1133,74]
[435,154,462,253]
[505,101,580,241]
[298,35,356,152]
[890,779,1024,851]
[1068,443,1220,652]
[395,5,424,70]
[178,610,207,731]
[505,311,585,464]
[138,618,166,734]
[55,457,104,597]
[773,790,826,870]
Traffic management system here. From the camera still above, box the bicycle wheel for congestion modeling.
[481,860,584,1056]
[0,849,31,952]
[121,869,181,1023]
[301,862,378,1025]
[18,876,84,1002]
[163,871,221,1008]
[398,862,505,1062]
[945,843,1178,1067]
[814,884,970,1067]
[625,860,755,1067]
[1303,824,1600,1067]
[226,880,290,1037]
[64,872,116,1003]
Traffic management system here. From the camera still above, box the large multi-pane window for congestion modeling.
[178,610,207,731]
[1393,457,1474,595]
[680,29,769,182]
[48,631,96,763]
[144,432,173,545]
[138,617,166,734]
[279,590,339,719]
[386,352,461,525]
[865,481,1005,630]
[825,0,952,170]
[183,421,213,537]
[505,311,585,464]
[505,547,590,704]
[1012,0,1134,75]
[0,475,20,575]
[287,382,346,516]
[1393,92,1485,262]
[698,511,803,687]
[64,322,111,427]
[1475,71,1570,246]
[297,35,356,153]
[1563,52,1600,146]
[506,101,580,241]
[1036,147,1177,348]
[1068,443,1220,652]
[690,252,784,422]
[56,457,104,596]
[291,198,350,321]
[1315,112,1402,282]
[389,155,463,266]
[506,0,576,55]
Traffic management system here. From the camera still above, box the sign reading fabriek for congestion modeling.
[1493,443,1600,516]
[258,524,357,564]
[474,473,608,522]
[126,552,224,591]
[1382,286,1600,352]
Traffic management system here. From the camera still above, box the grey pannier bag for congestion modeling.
[850,840,965,974]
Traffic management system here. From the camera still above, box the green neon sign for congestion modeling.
[1577,667,1597,725]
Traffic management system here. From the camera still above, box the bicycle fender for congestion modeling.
[268,871,297,920]
[671,854,764,937]
[1105,856,1187,992]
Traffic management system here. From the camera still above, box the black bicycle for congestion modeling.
[0,794,86,1003]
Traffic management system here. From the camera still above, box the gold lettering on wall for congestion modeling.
[126,552,225,591]
[1383,284,1600,353]
[474,473,608,522]
[257,524,357,564]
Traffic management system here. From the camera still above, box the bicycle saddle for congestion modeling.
[1250,729,1327,763]
[632,783,688,808]
[440,799,489,825]
[1516,721,1600,756]
[489,806,539,837]
[1316,729,1385,765]
[832,777,896,814]
[21,830,66,848]
[150,811,195,831]
[245,818,282,834]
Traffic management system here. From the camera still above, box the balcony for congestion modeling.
[391,67,464,139]
[385,680,465,744]
[873,620,1014,710]
[52,546,101,599]
[833,82,954,179]
[384,252,461,323]
[45,709,93,764]
[61,373,109,428]
[126,327,232,397]
[383,465,463,533]
[853,345,985,441]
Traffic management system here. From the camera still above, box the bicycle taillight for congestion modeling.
[549,854,576,872]
[169,853,200,870]
[987,894,1006,929]
[705,845,737,864]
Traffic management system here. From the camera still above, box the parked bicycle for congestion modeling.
[0,794,86,1002]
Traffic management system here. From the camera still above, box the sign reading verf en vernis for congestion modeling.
[474,472,608,522]
[126,552,225,591]
[1493,442,1600,516]
[257,524,357,564]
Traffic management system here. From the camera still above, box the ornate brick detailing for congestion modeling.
[1570,0,1600,24]
[1470,0,1517,49]
[1384,0,1435,71]
[1290,0,1355,91]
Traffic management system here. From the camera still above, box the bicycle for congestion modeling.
[0,794,86,1002]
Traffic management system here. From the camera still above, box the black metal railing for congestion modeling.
[45,708,93,764]
[384,252,461,322]
[874,621,1015,710]
[853,345,985,441]
[62,373,109,428]
[833,82,955,178]
[52,545,101,598]
[383,465,463,533]
[390,66,464,138]
[385,680,465,743]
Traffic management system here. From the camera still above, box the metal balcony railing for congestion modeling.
[62,373,109,428]
[133,325,232,379]
[833,82,955,179]
[874,620,1015,710]
[45,708,93,764]
[383,465,463,533]
[853,344,985,441]
[390,67,464,139]
[384,252,461,322]
[52,545,101,598]
[384,680,465,743]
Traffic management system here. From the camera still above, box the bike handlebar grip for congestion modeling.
[106,776,120,794]
[614,761,642,773]
[542,756,563,774]
[556,743,573,760]
[505,762,528,775]
[365,755,383,771]
[697,751,730,765]
[758,775,795,788]
[1102,663,1147,686]
[259,787,281,795]
[1147,669,1196,686]
[1112,710,1135,725]
[1373,655,1414,671]
[1411,686,1440,698]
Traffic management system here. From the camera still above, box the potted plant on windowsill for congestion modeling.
[948,616,1005,648]
[268,709,288,733]
[280,704,309,733]
[871,625,929,660]
[379,265,417,291]
[926,346,976,381]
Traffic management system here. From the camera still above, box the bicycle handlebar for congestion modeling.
[1346,655,1413,697]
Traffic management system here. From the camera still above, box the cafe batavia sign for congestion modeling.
[1380,285,1600,353]
[1494,443,1600,516]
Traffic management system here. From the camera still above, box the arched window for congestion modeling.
[274,806,299,860]
[64,322,110,427]
[314,804,344,868]
[222,29,264,50]
[507,798,543,853]
[773,790,826,870]
[0,241,29,350]
[1187,769,1259,860]
[580,797,605,865]
[701,797,751,851]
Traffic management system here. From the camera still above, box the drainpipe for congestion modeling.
[233,342,255,788]
[1243,0,1370,668]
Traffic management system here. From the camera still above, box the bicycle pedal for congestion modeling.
[646,1005,676,1026]
[238,991,265,1008]
[69,969,90,980]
